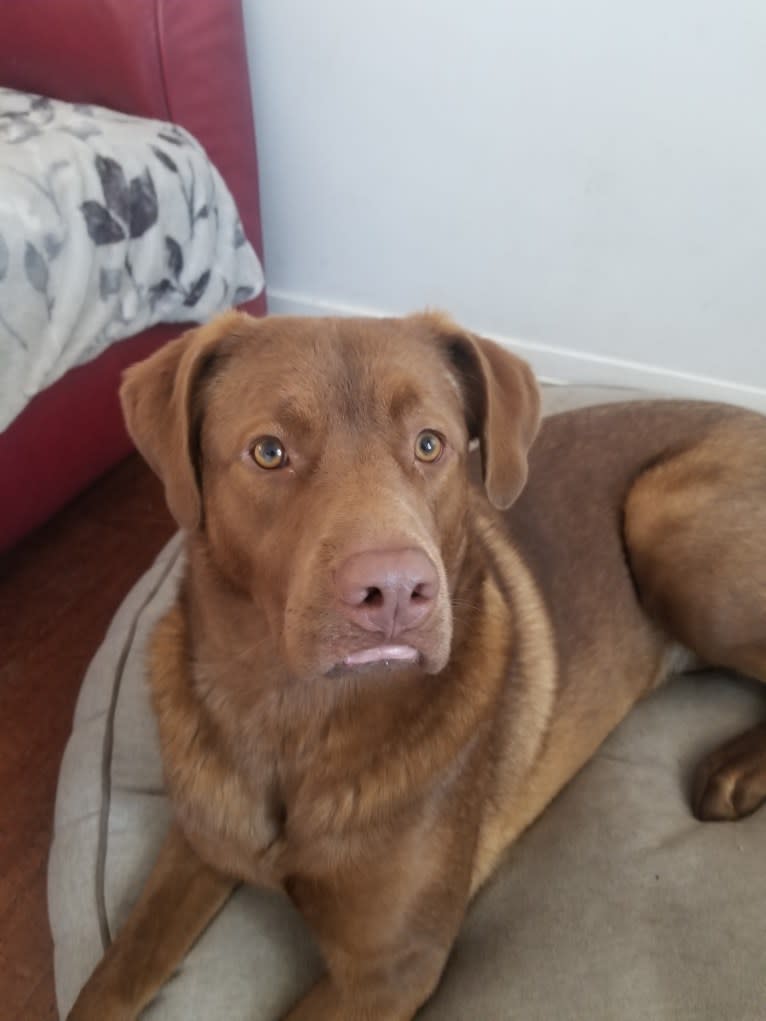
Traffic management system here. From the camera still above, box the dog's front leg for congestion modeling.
[67,823,236,1021]
[282,947,451,1021]
[281,845,469,1021]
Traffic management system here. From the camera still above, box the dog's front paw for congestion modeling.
[281,979,340,1021]
[693,723,766,821]
[281,977,421,1021]
[68,1007,130,1021]
[67,988,132,1021]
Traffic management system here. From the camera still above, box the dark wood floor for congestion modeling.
[0,455,175,1020]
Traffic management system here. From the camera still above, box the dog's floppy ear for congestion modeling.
[439,321,541,509]
[120,311,250,530]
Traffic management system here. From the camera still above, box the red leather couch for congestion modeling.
[0,0,266,551]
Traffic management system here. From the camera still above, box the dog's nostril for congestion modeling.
[413,579,437,602]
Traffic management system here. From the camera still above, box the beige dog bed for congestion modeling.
[49,387,766,1020]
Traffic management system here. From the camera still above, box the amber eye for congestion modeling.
[415,430,444,463]
[250,436,286,469]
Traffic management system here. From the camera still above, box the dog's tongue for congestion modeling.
[344,645,419,667]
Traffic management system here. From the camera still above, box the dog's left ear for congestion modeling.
[439,322,541,509]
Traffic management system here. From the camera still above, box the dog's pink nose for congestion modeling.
[335,548,439,637]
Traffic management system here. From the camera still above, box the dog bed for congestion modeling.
[49,386,766,1020]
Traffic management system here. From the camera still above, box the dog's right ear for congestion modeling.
[120,311,251,531]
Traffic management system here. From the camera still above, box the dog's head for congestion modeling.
[121,312,539,681]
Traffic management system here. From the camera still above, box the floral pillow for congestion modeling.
[0,88,264,431]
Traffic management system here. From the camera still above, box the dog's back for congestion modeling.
[469,397,766,885]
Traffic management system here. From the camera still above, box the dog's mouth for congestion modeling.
[324,643,424,678]
[343,644,420,668]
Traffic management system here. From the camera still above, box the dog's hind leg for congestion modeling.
[623,410,766,822]
[690,719,766,820]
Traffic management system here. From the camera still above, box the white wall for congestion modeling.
[242,1,766,409]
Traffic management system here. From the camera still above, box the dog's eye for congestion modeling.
[415,431,444,463]
[250,436,287,469]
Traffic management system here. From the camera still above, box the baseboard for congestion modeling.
[266,288,766,412]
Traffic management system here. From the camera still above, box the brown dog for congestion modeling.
[69,311,766,1021]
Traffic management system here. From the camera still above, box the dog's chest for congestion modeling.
[175,779,288,887]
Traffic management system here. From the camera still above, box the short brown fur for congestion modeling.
[69,312,766,1021]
